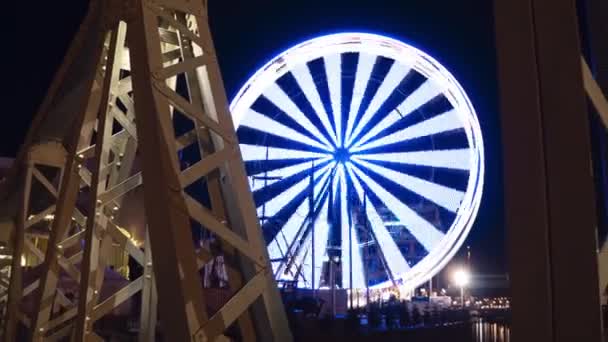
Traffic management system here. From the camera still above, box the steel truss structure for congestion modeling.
[0,0,291,341]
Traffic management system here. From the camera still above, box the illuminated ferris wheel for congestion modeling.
[230,33,484,291]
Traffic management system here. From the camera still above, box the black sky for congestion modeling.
[6,0,506,276]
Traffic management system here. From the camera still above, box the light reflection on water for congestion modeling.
[472,321,510,342]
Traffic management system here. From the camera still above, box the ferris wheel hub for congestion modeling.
[333,147,351,164]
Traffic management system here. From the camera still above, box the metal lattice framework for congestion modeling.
[0,1,291,341]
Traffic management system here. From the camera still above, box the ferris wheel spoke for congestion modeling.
[346,62,411,146]
[256,163,333,219]
[246,158,316,178]
[349,159,455,233]
[324,53,343,146]
[336,166,368,289]
[345,52,377,146]
[352,109,463,153]
[263,169,333,249]
[240,144,329,162]
[262,82,334,148]
[353,79,443,149]
[277,224,313,284]
[268,200,309,276]
[267,200,308,258]
[276,187,332,285]
[354,93,454,150]
[249,157,333,192]
[349,163,444,252]
[345,164,412,280]
[290,192,332,287]
[290,63,339,145]
[352,157,464,213]
[251,95,332,148]
[355,149,471,171]
[238,127,330,156]
[240,109,332,151]
[254,161,333,209]
[252,160,332,202]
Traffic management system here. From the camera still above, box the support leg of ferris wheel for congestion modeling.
[2,0,291,341]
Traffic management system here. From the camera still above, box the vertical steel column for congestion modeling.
[73,27,118,340]
[193,10,292,341]
[30,18,107,338]
[139,231,158,342]
[532,1,603,340]
[4,164,32,341]
[495,0,604,341]
[128,1,207,339]
[176,11,257,340]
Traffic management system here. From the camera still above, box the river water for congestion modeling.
[472,321,511,342]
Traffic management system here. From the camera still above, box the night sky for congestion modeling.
[6,1,506,277]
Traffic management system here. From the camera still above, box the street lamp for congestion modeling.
[453,269,470,309]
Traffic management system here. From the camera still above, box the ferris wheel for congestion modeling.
[230,32,484,292]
